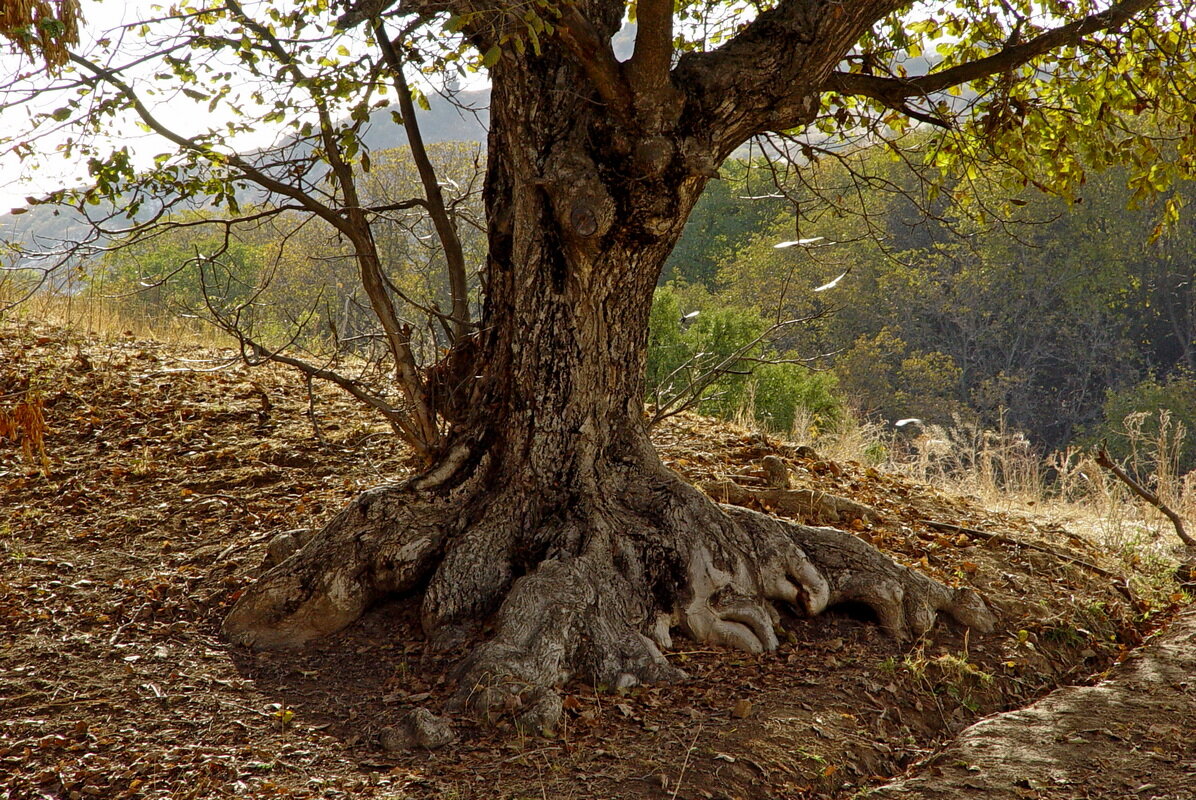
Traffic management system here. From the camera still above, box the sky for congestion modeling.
[0,1,154,211]
[0,0,454,212]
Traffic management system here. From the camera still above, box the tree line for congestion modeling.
[658,141,1196,471]
[87,136,1195,472]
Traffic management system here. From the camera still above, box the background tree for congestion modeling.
[3,0,1194,733]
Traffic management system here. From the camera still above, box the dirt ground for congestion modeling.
[872,605,1196,800]
[1,319,1191,800]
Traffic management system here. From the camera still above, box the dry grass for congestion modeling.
[5,290,228,348]
[786,407,1193,584]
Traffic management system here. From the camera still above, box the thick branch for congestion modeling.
[825,0,1158,106]
[554,4,632,121]
[626,0,673,111]
[673,0,904,150]
[223,0,436,448]
[376,22,472,343]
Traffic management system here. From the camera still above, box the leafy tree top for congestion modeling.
[0,0,1191,220]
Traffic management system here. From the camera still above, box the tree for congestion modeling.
[4,0,1194,733]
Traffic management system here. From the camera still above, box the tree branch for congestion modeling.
[221,0,436,449]
[672,0,905,153]
[376,21,473,344]
[626,0,674,112]
[554,4,632,121]
[825,0,1158,105]
[66,53,349,234]
[1094,447,1195,549]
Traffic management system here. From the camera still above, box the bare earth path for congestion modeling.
[875,607,1196,800]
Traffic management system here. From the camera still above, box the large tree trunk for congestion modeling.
[223,21,994,733]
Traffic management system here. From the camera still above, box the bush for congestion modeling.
[1090,372,1196,474]
[646,286,845,433]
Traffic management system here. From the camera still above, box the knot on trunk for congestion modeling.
[543,147,615,246]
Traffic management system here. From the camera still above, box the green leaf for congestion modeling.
[481,45,501,69]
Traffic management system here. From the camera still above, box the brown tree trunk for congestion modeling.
[223,24,994,733]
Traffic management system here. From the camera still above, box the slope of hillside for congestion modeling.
[1,320,1188,800]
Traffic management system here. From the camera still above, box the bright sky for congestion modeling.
[0,1,152,210]
[0,0,449,213]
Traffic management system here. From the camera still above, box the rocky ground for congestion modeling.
[1,319,1191,800]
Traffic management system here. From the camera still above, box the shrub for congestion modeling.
[646,286,845,434]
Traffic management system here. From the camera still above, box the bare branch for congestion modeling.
[825,0,1158,106]
[1095,447,1195,550]
[376,21,472,343]
[648,312,825,428]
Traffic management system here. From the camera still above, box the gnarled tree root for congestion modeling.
[223,474,994,734]
[701,479,883,525]
[223,484,456,649]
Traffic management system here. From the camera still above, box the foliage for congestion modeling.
[713,141,1196,454]
[662,160,786,286]
[95,227,272,321]
[1091,372,1196,474]
[0,0,81,70]
[833,328,967,425]
[646,285,842,434]
[88,141,485,359]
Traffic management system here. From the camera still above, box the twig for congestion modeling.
[1094,447,1195,549]
[671,722,702,800]
[303,372,324,443]
[921,520,1118,579]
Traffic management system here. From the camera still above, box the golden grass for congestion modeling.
[5,291,229,348]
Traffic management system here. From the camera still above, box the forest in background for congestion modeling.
[656,139,1196,474]
[14,135,1195,475]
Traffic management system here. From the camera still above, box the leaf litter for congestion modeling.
[1,319,1190,800]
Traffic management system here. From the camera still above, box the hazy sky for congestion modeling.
[0,0,401,211]
[0,1,153,210]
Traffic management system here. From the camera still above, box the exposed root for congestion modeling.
[223,485,453,649]
[421,515,518,647]
[448,552,683,734]
[724,507,995,640]
[442,483,993,733]
[702,479,883,525]
[224,465,994,736]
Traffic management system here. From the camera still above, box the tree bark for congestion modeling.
[223,13,995,732]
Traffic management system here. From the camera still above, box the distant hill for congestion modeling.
[0,88,492,266]
[363,88,489,151]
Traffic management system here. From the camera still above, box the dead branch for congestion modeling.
[1094,447,1195,550]
[921,520,1117,579]
[702,479,882,525]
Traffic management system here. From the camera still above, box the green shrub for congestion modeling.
[1089,372,1196,474]
[646,286,845,433]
